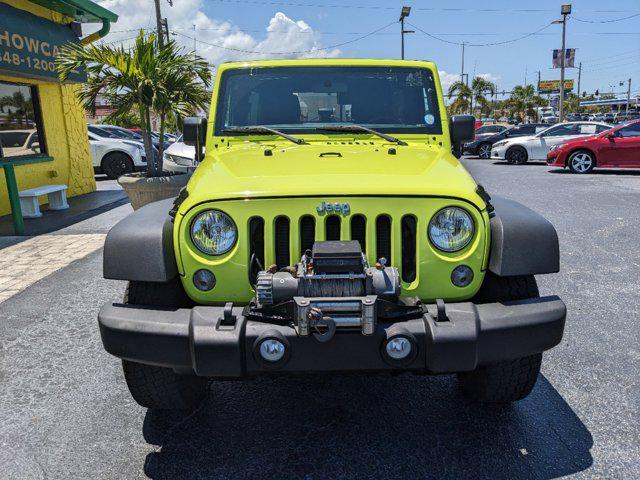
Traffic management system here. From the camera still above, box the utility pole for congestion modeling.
[627,78,632,114]
[577,62,582,98]
[460,42,466,84]
[154,0,164,46]
[399,7,413,60]
[193,24,197,65]
[554,4,571,123]
[536,70,541,93]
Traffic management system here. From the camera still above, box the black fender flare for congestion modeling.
[488,197,559,276]
[103,198,178,282]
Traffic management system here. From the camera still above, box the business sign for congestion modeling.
[552,48,576,68]
[0,3,85,82]
[538,79,574,94]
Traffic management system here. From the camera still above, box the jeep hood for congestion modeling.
[181,142,486,211]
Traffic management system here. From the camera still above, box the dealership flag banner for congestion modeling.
[552,49,576,68]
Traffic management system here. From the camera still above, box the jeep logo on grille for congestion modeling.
[316,201,350,215]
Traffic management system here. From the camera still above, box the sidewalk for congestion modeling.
[0,178,128,237]
[0,178,131,304]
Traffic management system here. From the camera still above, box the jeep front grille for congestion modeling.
[249,213,417,284]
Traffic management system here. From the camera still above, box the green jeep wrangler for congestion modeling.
[99,59,565,410]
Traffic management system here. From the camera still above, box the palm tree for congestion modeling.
[448,81,472,115]
[58,31,211,176]
[471,77,496,118]
[0,91,35,127]
[507,85,547,122]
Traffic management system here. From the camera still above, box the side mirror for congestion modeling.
[30,142,40,152]
[449,115,475,158]
[183,116,207,163]
[606,133,616,141]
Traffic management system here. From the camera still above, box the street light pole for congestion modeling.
[558,4,571,123]
[399,6,413,60]
[627,78,632,115]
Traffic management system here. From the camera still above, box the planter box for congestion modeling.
[118,173,189,210]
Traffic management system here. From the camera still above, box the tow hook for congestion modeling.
[307,307,336,342]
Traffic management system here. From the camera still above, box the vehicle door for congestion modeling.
[534,124,580,159]
[87,132,101,166]
[607,122,640,166]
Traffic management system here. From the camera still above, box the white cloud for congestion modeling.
[93,0,339,65]
[438,70,500,94]
[438,71,462,93]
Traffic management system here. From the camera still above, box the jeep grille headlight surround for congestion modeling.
[190,210,237,255]
[428,207,475,252]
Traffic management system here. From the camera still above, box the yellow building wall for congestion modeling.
[0,0,95,216]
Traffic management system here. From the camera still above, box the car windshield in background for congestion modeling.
[215,66,442,135]
[0,131,29,147]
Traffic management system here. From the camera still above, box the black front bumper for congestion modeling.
[98,296,566,377]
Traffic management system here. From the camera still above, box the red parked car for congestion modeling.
[547,120,640,173]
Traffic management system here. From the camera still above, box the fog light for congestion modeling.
[385,336,412,360]
[193,269,216,291]
[259,339,286,362]
[451,265,473,287]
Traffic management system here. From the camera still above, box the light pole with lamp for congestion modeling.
[400,6,414,60]
[553,4,571,123]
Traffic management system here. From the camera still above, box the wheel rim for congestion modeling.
[509,148,525,163]
[479,144,491,158]
[106,156,129,177]
[571,153,593,172]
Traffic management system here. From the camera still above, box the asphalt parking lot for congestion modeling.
[1,160,639,479]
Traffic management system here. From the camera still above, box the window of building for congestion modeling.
[0,82,46,158]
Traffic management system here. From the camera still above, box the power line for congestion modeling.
[170,19,397,55]
[207,0,640,14]
[580,48,640,64]
[406,21,554,47]
[571,12,640,23]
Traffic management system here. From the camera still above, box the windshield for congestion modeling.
[215,66,442,136]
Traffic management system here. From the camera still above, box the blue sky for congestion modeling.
[98,0,640,98]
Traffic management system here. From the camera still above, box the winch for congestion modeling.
[252,240,401,338]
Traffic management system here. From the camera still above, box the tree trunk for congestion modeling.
[139,103,156,177]
[143,106,156,177]
[158,114,166,174]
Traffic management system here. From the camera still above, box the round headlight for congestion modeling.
[190,210,237,255]
[428,207,474,252]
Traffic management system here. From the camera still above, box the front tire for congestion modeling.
[505,145,528,165]
[458,354,542,403]
[101,152,134,179]
[477,142,492,159]
[122,280,207,411]
[568,150,595,174]
[122,360,209,411]
[458,273,542,403]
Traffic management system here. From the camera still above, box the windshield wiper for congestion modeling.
[223,126,307,145]
[316,124,407,146]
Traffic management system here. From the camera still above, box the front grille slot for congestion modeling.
[350,215,366,252]
[325,215,341,241]
[274,216,290,269]
[300,215,315,256]
[249,217,265,278]
[376,215,392,264]
[401,215,417,283]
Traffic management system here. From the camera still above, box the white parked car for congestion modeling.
[162,136,197,173]
[88,130,147,179]
[491,122,612,164]
[0,129,41,156]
